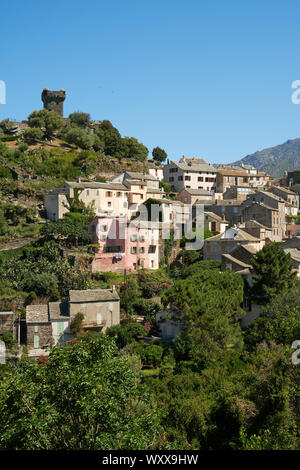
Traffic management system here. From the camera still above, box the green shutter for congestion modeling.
[57,321,65,337]
[34,335,39,349]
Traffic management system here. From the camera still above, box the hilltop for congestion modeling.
[232,138,300,177]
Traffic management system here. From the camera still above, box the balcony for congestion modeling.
[82,320,106,331]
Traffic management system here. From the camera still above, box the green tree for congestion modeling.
[70,312,84,337]
[152,146,167,164]
[123,136,149,161]
[23,127,44,144]
[250,243,297,304]
[69,112,91,127]
[0,335,163,450]
[27,109,65,138]
[62,126,96,150]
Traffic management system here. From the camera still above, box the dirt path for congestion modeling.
[0,237,40,251]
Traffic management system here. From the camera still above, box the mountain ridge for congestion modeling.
[231,138,300,177]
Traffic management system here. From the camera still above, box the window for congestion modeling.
[105,191,112,197]
[130,234,138,241]
[198,186,203,189]
[149,245,156,253]
[186,186,191,189]
[169,177,174,182]
[97,313,102,325]
[116,192,121,197]
[185,176,191,181]
[178,176,183,181]
[198,177,203,182]
[139,247,145,253]
[100,225,108,232]
[107,202,112,207]
[34,325,39,333]
[131,246,137,254]
[139,235,146,242]
[151,260,154,268]
[133,263,137,270]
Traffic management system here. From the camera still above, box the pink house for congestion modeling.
[89,216,159,273]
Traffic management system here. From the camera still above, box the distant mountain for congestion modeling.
[231,138,300,177]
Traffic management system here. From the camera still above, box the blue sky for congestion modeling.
[1,0,300,163]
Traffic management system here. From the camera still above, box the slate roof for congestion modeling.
[182,188,212,196]
[205,227,260,242]
[222,253,252,268]
[125,171,158,181]
[204,212,229,223]
[26,305,49,323]
[69,288,119,302]
[64,181,128,191]
[170,160,217,173]
[48,302,69,320]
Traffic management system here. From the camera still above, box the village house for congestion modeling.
[203,226,264,262]
[240,190,288,241]
[268,186,299,208]
[89,216,160,272]
[222,186,255,201]
[203,200,243,226]
[164,156,218,193]
[215,169,250,193]
[216,164,270,188]
[45,180,130,221]
[178,188,213,205]
[25,288,120,351]
[204,212,229,234]
[147,166,164,181]
[0,311,16,337]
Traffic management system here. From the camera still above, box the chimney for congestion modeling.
[112,285,116,293]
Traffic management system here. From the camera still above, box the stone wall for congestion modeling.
[27,323,53,349]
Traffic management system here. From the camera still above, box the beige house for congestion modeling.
[45,181,130,221]
[164,156,218,192]
[26,288,120,351]
[216,170,250,193]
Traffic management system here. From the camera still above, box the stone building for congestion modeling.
[203,226,264,262]
[41,88,66,116]
[0,312,15,335]
[216,169,250,193]
[178,188,212,205]
[25,288,120,351]
[268,186,299,208]
[204,212,229,234]
[203,200,243,226]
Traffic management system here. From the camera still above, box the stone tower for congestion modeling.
[41,88,66,116]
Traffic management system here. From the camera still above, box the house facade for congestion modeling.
[89,216,160,272]
[26,288,120,351]
[164,156,218,192]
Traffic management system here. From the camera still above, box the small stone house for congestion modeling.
[26,288,120,351]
